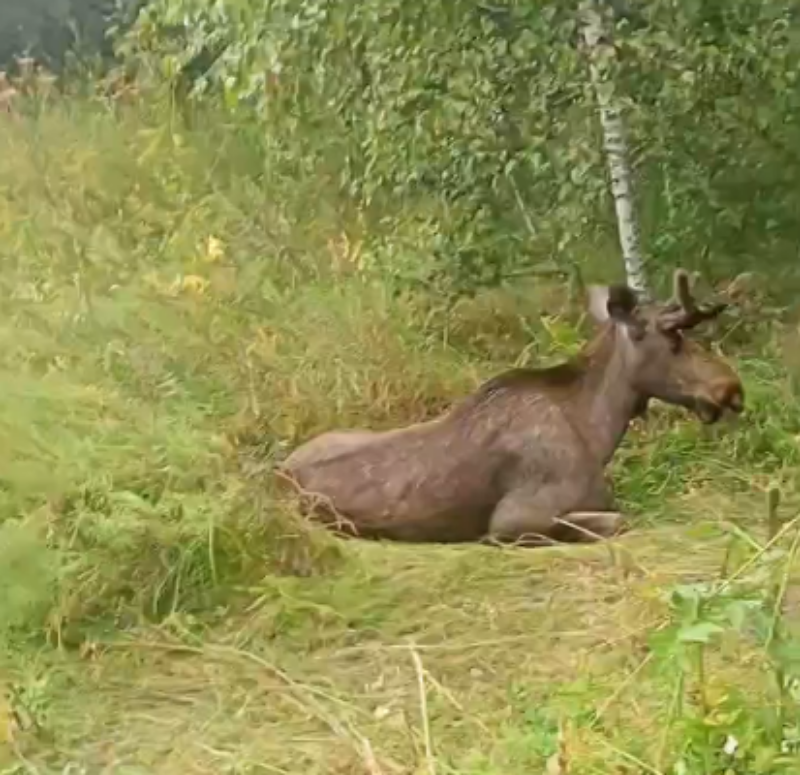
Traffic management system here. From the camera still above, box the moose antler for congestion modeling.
[657,269,727,332]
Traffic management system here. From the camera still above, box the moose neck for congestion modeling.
[571,325,645,465]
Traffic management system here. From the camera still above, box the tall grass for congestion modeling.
[0,94,570,640]
[1,91,800,773]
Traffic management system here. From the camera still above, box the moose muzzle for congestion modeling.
[696,381,745,424]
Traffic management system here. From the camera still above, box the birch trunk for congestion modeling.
[579,0,650,299]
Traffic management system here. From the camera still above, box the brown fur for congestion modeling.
[278,270,744,546]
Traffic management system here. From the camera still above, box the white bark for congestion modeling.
[579,0,650,299]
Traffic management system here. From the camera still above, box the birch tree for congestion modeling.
[579,0,650,298]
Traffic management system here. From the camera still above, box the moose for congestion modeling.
[278,269,744,546]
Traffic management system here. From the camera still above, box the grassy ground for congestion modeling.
[1,96,800,774]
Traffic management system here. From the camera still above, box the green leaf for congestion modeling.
[676,622,725,644]
[720,597,763,630]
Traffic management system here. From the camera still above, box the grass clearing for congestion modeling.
[0,96,800,773]
[0,528,730,773]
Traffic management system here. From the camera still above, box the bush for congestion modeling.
[118,0,800,299]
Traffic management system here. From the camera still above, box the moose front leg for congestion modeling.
[486,484,627,547]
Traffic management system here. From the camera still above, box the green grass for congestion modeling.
[1,93,800,774]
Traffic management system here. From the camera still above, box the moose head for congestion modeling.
[587,269,744,424]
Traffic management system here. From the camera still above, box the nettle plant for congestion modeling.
[649,495,800,774]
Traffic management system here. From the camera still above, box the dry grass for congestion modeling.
[5,512,795,774]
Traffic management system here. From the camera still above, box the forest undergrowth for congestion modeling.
[1,94,800,774]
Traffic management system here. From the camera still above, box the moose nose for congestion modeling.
[724,384,745,414]
[729,389,744,413]
[709,380,744,414]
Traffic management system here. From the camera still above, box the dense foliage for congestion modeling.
[120,0,800,297]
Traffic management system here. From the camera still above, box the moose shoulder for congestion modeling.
[278,269,744,546]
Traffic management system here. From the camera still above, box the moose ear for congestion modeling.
[587,284,638,325]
